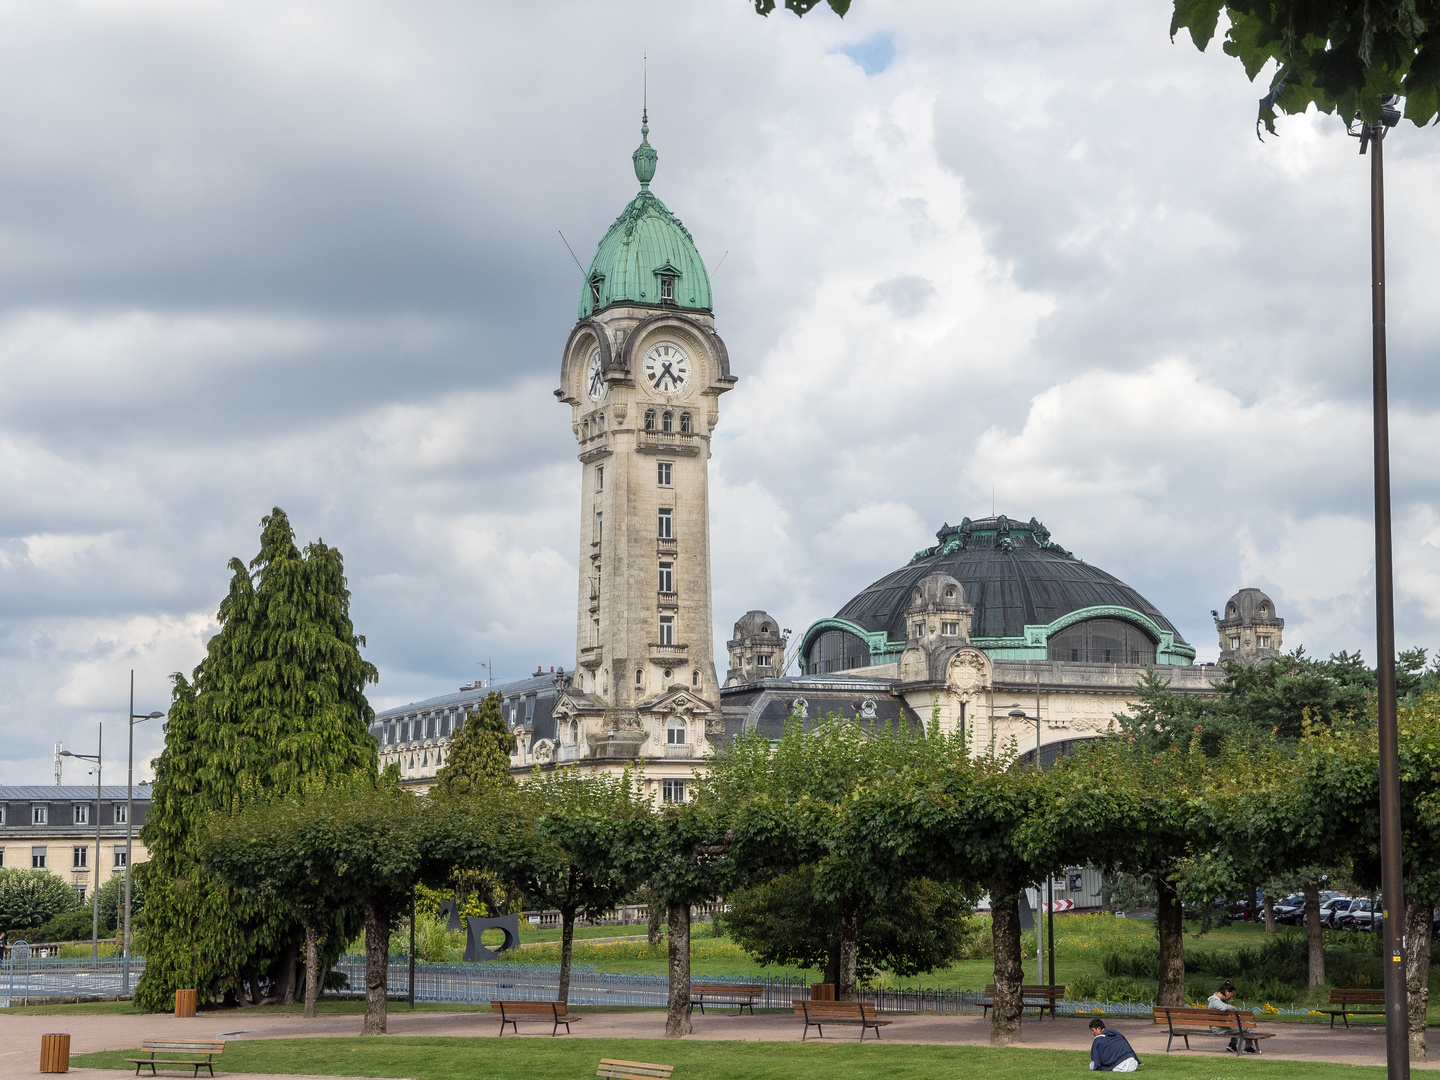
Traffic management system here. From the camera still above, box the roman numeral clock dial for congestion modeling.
[643,342,690,395]
[585,348,605,402]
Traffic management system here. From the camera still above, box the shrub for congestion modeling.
[0,869,81,933]
[1101,946,1158,979]
[1094,977,1148,1003]
[37,909,98,942]
[1067,973,1100,1000]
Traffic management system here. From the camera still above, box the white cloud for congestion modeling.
[3,1,1440,778]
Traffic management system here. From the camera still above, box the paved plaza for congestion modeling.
[2,1005,1437,1079]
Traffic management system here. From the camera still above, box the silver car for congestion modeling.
[1319,896,1354,929]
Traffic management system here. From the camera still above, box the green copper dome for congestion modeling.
[578,113,712,319]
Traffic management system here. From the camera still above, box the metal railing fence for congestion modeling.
[2,951,143,1006]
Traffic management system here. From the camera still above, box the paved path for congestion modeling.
[2,1005,1435,1077]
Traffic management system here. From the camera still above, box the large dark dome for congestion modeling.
[802,515,1192,673]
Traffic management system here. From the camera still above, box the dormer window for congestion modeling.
[660,275,676,302]
[589,275,604,308]
[644,409,657,431]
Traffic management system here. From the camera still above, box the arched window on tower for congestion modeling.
[662,411,674,433]
[679,413,692,434]
[644,409,656,431]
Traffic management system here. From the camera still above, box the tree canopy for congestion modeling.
[432,691,515,798]
[1171,0,1440,132]
[136,508,378,1011]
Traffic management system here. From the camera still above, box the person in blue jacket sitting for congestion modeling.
[1089,1017,1141,1072]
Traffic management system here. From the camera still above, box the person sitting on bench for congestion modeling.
[1207,981,1253,1053]
[1089,1018,1140,1072]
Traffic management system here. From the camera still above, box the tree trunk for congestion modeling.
[825,935,840,990]
[665,902,691,1037]
[303,923,320,1019]
[1263,895,1276,934]
[363,903,389,1035]
[1155,877,1185,1007]
[988,888,1024,1046]
[1247,884,1258,924]
[1406,896,1431,1062]
[558,905,576,1006]
[646,886,663,947]
[837,894,859,1002]
[1305,881,1325,988]
[247,968,263,1006]
[278,937,298,1005]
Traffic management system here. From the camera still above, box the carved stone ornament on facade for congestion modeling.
[532,739,555,764]
[946,648,992,693]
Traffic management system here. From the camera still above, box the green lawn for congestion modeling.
[72,1036,1390,1080]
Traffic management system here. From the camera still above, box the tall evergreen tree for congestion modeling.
[135,508,378,1011]
[432,691,515,798]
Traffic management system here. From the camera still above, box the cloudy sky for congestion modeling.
[3,0,1439,784]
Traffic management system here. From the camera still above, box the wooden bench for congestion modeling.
[490,999,582,1036]
[978,984,1065,1018]
[1318,988,1386,1028]
[597,1060,673,1080]
[125,1040,225,1077]
[791,999,892,1040]
[1153,1006,1273,1054]
[690,982,763,1014]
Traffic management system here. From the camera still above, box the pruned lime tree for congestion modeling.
[135,508,378,1012]
[204,786,370,1018]
[708,714,974,1005]
[489,768,655,1006]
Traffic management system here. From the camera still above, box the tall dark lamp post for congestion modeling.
[59,734,103,962]
[124,669,164,994]
[1350,95,1408,1080]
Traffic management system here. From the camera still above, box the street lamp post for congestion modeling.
[1007,704,1042,768]
[1350,96,1408,1080]
[59,733,102,962]
[124,670,164,994]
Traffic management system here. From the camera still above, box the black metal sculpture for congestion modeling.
[463,913,520,963]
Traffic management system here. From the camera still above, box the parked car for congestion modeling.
[1340,897,1384,932]
[1272,894,1307,925]
[1319,896,1355,928]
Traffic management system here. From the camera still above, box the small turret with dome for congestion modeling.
[1215,588,1284,665]
[578,112,713,318]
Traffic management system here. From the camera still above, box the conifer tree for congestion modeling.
[432,691,515,798]
[135,508,378,1011]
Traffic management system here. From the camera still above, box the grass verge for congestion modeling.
[72,1036,1390,1080]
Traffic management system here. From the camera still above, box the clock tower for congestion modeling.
[553,114,735,777]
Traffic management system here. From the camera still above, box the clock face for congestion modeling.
[643,342,691,395]
[585,349,605,402]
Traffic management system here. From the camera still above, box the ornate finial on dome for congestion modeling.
[633,109,657,190]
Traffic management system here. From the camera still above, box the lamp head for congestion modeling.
[59,750,73,758]
[1381,95,1401,128]
[1008,706,1027,719]
[144,711,163,719]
